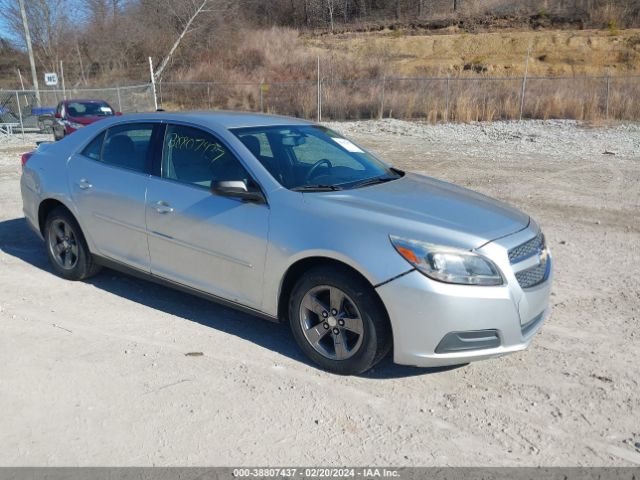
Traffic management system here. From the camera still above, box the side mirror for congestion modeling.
[211,180,265,203]
[54,113,61,119]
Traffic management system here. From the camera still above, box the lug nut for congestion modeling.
[338,319,345,326]
[322,311,328,318]
[331,309,338,315]
[323,323,329,329]
[332,328,340,335]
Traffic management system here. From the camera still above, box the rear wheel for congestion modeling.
[289,266,391,375]
[45,207,101,280]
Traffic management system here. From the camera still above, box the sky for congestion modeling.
[0,0,87,48]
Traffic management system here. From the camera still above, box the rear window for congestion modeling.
[66,102,113,117]
[81,123,155,173]
[81,131,105,161]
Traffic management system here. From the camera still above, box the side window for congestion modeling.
[100,123,154,173]
[162,124,250,189]
[81,131,106,161]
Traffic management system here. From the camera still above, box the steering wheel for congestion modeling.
[305,159,332,182]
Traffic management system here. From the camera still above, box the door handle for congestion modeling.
[154,201,174,214]
[78,178,92,190]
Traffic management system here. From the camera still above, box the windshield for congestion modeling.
[66,102,114,118]
[232,125,401,191]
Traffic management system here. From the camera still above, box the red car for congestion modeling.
[52,99,120,140]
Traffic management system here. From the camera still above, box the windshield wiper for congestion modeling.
[292,184,343,192]
[350,175,399,189]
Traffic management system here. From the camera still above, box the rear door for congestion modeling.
[67,122,161,271]
[145,123,269,309]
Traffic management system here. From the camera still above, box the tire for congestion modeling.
[288,265,391,375]
[44,207,101,281]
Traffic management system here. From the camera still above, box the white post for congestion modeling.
[519,45,531,121]
[59,60,66,100]
[15,91,25,141]
[149,56,158,111]
[316,56,321,122]
[116,86,122,113]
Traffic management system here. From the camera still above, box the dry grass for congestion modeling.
[160,26,640,122]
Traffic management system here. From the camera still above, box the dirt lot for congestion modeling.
[0,121,639,466]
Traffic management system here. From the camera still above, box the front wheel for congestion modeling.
[289,266,391,375]
[45,207,101,280]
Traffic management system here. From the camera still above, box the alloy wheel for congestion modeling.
[299,285,364,361]
[48,219,79,270]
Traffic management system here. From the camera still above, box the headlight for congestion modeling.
[66,121,83,129]
[390,235,503,286]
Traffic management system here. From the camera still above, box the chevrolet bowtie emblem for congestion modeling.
[538,248,548,264]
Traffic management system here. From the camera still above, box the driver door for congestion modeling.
[145,123,270,310]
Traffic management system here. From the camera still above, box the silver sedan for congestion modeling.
[20,112,552,374]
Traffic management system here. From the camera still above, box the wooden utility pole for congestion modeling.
[18,0,41,106]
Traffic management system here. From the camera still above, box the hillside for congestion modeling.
[307,27,640,78]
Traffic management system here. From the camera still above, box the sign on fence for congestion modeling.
[44,73,58,86]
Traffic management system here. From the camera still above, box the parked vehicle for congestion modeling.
[20,112,552,374]
[52,99,119,140]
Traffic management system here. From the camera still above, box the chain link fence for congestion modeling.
[1,75,638,137]
[0,84,154,135]
[158,75,640,122]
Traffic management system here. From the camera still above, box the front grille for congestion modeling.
[508,232,544,264]
[515,260,548,288]
[509,232,550,288]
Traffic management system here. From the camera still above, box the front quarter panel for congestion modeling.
[261,189,414,317]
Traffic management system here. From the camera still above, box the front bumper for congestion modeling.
[376,226,552,367]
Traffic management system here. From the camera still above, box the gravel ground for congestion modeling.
[0,121,639,466]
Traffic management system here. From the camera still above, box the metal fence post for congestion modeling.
[379,76,386,120]
[207,83,211,110]
[15,91,25,141]
[445,76,450,122]
[519,45,531,121]
[116,86,122,113]
[605,75,611,119]
[259,81,263,113]
[316,56,321,122]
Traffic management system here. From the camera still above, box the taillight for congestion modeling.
[21,151,34,168]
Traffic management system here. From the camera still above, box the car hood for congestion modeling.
[67,115,110,125]
[308,173,530,249]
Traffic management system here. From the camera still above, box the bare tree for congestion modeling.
[154,0,233,80]
[326,0,336,31]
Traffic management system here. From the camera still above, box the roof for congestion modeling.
[63,99,112,104]
[109,110,315,129]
